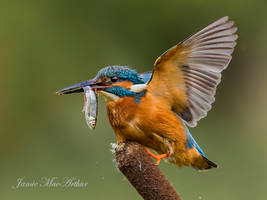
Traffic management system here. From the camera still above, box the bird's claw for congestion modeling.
[145,148,169,165]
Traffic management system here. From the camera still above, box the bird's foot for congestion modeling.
[145,148,169,165]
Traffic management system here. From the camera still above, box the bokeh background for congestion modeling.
[1,0,267,199]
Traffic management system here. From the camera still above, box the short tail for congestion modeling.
[180,120,218,171]
[167,148,218,171]
[192,155,218,171]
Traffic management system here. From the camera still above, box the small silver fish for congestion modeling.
[82,86,98,130]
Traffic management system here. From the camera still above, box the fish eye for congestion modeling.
[111,76,118,82]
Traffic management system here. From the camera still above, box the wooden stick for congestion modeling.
[115,141,182,200]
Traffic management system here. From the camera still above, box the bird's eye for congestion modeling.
[111,77,118,82]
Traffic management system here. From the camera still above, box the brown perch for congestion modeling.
[115,141,182,200]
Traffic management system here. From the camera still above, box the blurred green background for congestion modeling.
[1,0,266,199]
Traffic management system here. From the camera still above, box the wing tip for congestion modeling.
[221,16,229,21]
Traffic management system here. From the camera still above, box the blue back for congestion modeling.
[140,71,153,83]
[181,119,206,157]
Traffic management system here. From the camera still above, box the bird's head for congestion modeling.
[56,66,147,102]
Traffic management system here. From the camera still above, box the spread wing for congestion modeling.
[147,16,238,127]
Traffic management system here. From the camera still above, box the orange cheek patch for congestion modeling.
[98,77,107,82]
[113,81,133,90]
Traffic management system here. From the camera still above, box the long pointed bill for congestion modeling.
[57,79,108,95]
[56,80,96,95]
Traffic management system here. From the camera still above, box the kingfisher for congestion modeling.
[57,16,237,170]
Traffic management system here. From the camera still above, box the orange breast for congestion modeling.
[106,92,188,155]
[105,92,210,168]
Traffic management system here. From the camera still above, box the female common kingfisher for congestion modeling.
[57,16,237,170]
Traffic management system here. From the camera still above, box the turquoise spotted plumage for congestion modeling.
[105,86,146,103]
[96,66,144,84]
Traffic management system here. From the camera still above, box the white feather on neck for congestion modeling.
[98,90,119,102]
[130,84,147,93]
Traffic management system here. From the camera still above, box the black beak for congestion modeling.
[56,79,108,95]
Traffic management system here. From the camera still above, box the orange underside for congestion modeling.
[105,83,211,169]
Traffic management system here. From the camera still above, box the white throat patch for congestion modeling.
[98,90,119,102]
[130,84,147,93]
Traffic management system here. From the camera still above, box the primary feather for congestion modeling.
[148,16,238,127]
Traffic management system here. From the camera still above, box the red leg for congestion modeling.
[145,148,169,165]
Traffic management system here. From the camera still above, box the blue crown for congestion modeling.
[96,65,144,84]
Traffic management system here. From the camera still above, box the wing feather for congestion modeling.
[148,16,237,127]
